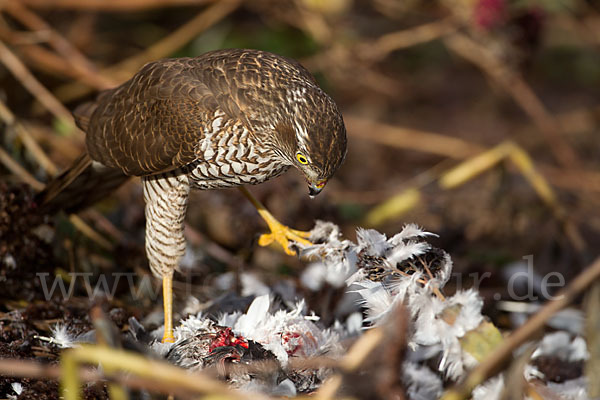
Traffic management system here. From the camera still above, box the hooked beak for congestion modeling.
[308,180,327,198]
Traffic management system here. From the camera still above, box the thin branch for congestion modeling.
[22,121,83,161]
[0,98,58,175]
[0,39,75,127]
[359,17,458,62]
[0,357,242,398]
[61,345,270,400]
[0,358,97,380]
[68,215,114,251]
[0,146,45,190]
[55,0,241,102]
[442,256,600,400]
[16,43,113,89]
[443,32,580,169]
[113,0,240,78]
[3,2,115,89]
[315,327,385,398]
[347,114,600,196]
[18,0,216,11]
[346,114,485,159]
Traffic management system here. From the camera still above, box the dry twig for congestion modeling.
[442,256,600,400]
[0,38,74,128]
[61,344,269,400]
[2,2,115,89]
[18,0,216,11]
[359,17,458,62]
[443,32,580,169]
[55,0,241,102]
[0,145,45,190]
[0,98,58,175]
[346,114,484,159]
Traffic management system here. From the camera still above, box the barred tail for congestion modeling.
[36,153,129,214]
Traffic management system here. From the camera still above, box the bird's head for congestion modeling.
[273,85,347,197]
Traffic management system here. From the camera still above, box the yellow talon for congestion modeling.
[238,186,313,256]
[257,220,312,256]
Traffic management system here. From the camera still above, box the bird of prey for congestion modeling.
[37,49,347,343]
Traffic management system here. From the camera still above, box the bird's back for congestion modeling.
[81,49,321,177]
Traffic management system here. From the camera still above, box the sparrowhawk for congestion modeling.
[38,49,347,342]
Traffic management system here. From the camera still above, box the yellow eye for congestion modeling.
[296,153,309,165]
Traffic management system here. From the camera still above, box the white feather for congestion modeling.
[389,224,437,245]
[356,228,389,256]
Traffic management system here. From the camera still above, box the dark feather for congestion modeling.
[36,154,128,214]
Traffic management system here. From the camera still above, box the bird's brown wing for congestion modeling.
[82,49,318,177]
[84,59,225,176]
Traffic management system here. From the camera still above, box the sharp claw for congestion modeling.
[257,224,312,256]
[258,233,275,247]
[289,229,312,239]
[282,245,297,256]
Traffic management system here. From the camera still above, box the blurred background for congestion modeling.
[1,0,600,336]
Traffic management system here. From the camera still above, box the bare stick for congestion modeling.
[0,98,58,175]
[348,114,600,196]
[3,2,115,89]
[442,256,600,400]
[0,357,245,398]
[0,358,97,380]
[315,328,385,398]
[0,146,45,190]
[443,33,579,169]
[0,39,74,126]
[19,0,216,11]
[346,114,485,159]
[61,344,269,400]
[55,0,240,102]
[113,0,240,78]
[360,18,457,61]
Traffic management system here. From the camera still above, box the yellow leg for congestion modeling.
[238,186,312,256]
[161,274,175,343]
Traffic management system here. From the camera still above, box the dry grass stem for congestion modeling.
[361,18,458,61]
[346,114,485,159]
[12,42,112,90]
[61,345,269,400]
[585,281,600,397]
[18,0,216,11]
[0,39,74,127]
[363,188,421,226]
[443,33,580,169]
[109,0,240,80]
[348,112,600,198]
[440,141,585,250]
[184,222,251,272]
[0,358,99,381]
[22,121,84,160]
[315,328,385,399]
[540,166,600,194]
[0,98,58,175]
[442,256,600,400]
[55,0,241,103]
[68,215,114,251]
[293,2,333,44]
[3,2,115,89]
[0,145,45,190]
[82,209,126,243]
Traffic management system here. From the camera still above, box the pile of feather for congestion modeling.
[43,222,590,400]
